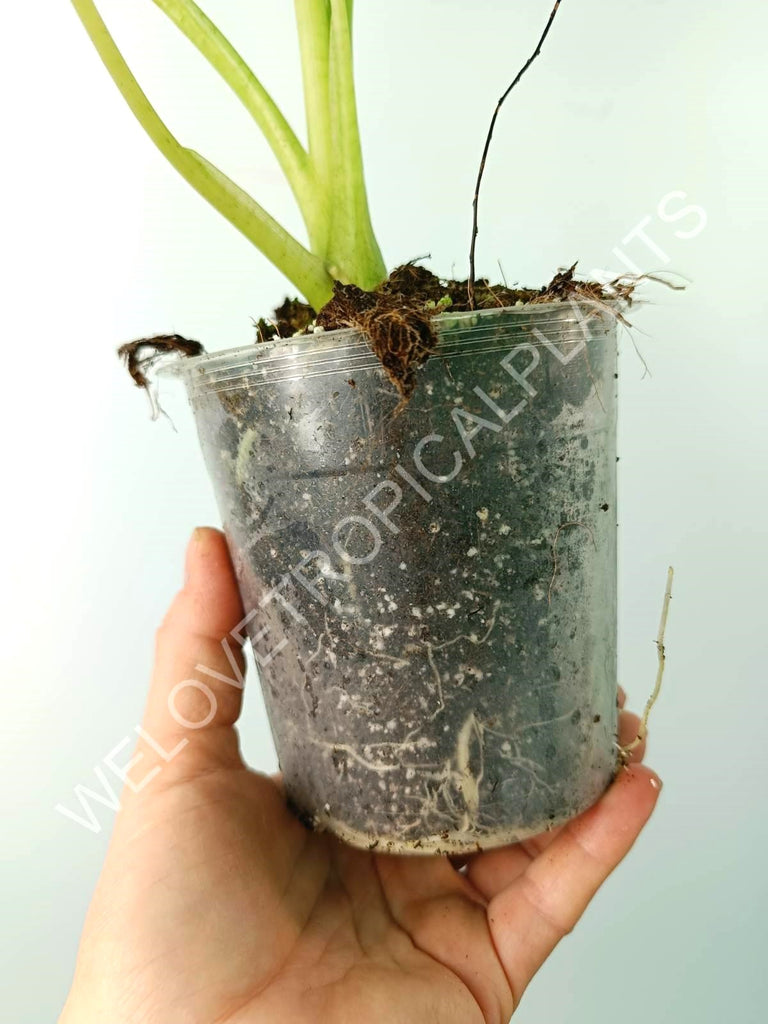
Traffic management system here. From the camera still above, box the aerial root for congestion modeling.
[617,566,674,768]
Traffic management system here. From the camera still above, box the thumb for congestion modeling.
[135,527,249,787]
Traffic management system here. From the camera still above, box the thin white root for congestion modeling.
[548,521,597,605]
[618,566,674,765]
[455,712,484,829]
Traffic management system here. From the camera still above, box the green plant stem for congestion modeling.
[326,0,386,289]
[293,0,333,258]
[150,0,327,247]
[71,0,334,309]
[72,0,387,305]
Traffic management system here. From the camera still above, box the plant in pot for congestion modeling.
[72,0,663,854]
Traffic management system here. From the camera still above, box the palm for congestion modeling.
[62,529,661,1024]
[100,765,505,1023]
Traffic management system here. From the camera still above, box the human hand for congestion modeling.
[61,527,661,1024]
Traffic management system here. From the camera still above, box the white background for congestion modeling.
[1,1,766,1021]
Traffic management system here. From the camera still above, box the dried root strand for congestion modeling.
[118,334,205,388]
[618,566,674,766]
[316,280,439,401]
[468,0,565,309]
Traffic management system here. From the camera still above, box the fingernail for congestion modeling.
[617,685,627,706]
[649,771,663,792]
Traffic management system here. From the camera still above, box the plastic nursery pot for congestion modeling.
[165,302,619,855]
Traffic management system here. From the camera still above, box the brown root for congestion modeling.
[117,334,204,389]
[316,280,439,399]
[116,263,683,403]
[254,260,683,403]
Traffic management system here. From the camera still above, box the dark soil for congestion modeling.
[117,262,643,400]
[190,291,621,851]
[252,261,640,399]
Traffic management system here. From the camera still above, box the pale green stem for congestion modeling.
[150,0,328,255]
[293,0,333,257]
[70,0,334,308]
[327,0,386,288]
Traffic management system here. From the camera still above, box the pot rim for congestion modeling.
[158,298,618,381]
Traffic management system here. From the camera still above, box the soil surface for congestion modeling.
[254,262,637,399]
[118,262,640,401]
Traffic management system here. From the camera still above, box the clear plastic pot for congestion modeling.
[165,302,619,854]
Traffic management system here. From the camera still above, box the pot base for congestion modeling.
[304,755,621,856]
